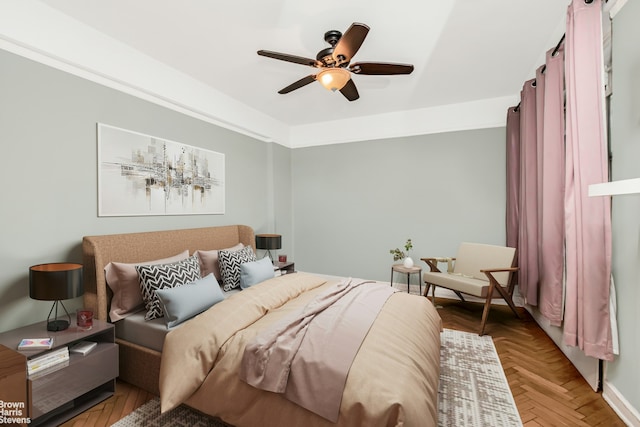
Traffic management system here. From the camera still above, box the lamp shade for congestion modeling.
[255,234,282,250]
[29,263,83,301]
[317,68,351,92]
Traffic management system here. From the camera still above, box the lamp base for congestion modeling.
[47,319,69,331]
[46,300,71,331]
[264,249,275,264]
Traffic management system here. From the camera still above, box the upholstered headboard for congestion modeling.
[82,225,255,321]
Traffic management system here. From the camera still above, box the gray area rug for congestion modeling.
[111,398,227,427]
[112,329,521,427]
[439,328,522,427]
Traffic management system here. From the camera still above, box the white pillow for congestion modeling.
[240,257,275,289]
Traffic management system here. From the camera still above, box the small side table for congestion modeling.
[390,264,422,294]
[276,261,295,275]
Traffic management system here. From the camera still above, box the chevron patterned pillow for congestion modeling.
[136,255,201,321]
[219,246,257,291]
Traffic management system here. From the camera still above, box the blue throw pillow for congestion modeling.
[240,257,275,289]
[155,273,225,328]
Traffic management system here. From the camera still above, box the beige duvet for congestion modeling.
[160,273,442,427]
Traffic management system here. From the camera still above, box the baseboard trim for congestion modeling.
[603,381,640,426]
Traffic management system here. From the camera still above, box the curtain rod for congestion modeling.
[551,34,566,57]
[540,34,566,74]
[515,32,567,111]
[512,0,601,113]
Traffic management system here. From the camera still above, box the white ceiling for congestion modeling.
[0,0,569,147]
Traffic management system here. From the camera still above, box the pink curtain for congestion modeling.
[518,79,539,305]
[538,45,566,327]
[564,0,613,361]
[506,106,520,254]
[535,65,545,302]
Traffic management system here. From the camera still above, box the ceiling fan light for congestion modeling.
[317,68,350,92]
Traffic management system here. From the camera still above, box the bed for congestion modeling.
[82,225,442,427]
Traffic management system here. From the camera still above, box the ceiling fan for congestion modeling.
[257,22,414,102]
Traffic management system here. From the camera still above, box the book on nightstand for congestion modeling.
[27,346,69,375]
[70,340,97,355]
[18,337,53,350]
[28,359,70,380]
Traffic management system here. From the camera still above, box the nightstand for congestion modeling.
[276,261,295,275]
[0,318,118,426]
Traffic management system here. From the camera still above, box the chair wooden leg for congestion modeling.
[423,283,431,298]
[479,282,496,335]
[454,291,466,302]
[424,283,437,307]
[493,283,521,319]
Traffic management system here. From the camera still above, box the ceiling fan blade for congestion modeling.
[339,79,360,101]
[258,50,322,68]
[332,23,370,65]
[278,75,317,94]
[349,62,414,75]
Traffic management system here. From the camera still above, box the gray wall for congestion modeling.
[606,0,640,416]
[271,142,294,258]
[291,128,507,282]
[0,49,291,332]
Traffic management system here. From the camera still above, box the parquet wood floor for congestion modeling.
[59,380,154,427]
[61,298,625,426]
[434,298,625,427]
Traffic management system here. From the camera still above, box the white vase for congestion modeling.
[403,257,414,268]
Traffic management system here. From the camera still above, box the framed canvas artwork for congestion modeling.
[98,123,225,216]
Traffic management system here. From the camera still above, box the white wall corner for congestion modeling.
[603,380,640,426]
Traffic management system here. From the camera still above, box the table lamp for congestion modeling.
[29,263,84,331]
[255,234,282,262]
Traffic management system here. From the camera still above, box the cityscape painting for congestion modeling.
[98,123,225,216]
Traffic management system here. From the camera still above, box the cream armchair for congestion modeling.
[421,242,520,335]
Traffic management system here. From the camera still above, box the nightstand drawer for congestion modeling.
[28,343,118,419]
